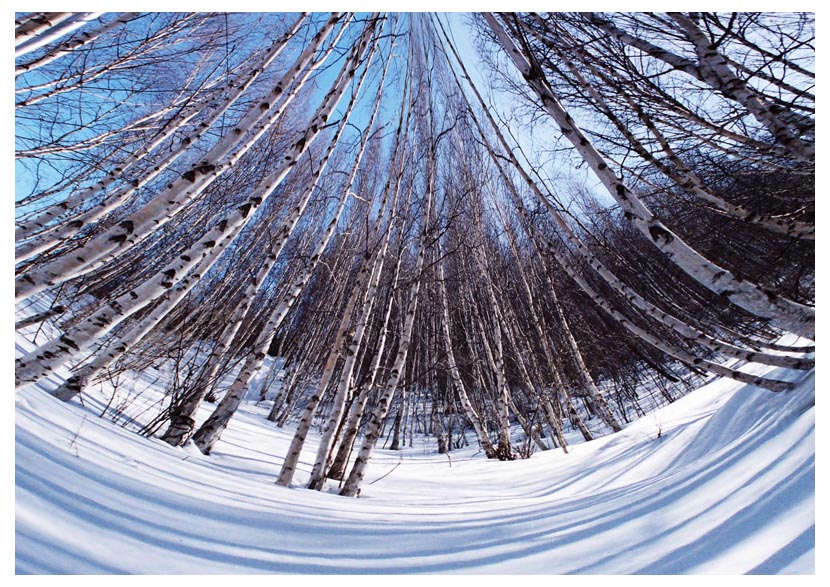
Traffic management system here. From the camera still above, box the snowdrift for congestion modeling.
[15,356,814,574]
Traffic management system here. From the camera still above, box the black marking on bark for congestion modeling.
[217,219,228,233]
[68,219,84,229]
[260,101,270,110]
[238,203,252,218]
[182,169,197,183]
[120,220,135,234]
[110,234,128,244]
[181,254,191,262]
[61,336,79,351]
[648,225,674,245]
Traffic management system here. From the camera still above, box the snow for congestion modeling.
[14,326,815,574]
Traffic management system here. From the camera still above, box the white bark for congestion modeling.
[305,44,402,489]
[16,13,101,57]
[667,12,814,159]
[16,13,139,75]
[16,13,74,45]
[436,17,800,393]
[339,280,425,497]
[306,210,390,489]
[525,18,813,241]
[275,267,371,484]
[583,13,814,140]
[326,239,406,481]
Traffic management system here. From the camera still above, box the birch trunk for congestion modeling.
[16,13,74,46]
[187,27,386,448]
[16,13,138,75]
[16,13,102,58]
[668,12,813,159]
[549,283,623,432]
[305,53,403,488]
[275,269,370,484]
[582,13,814,142]
[16,12,134,75]
[527,19,813,240]
[165,25,383,444]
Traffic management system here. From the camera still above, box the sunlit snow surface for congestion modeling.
[15,330,814,574]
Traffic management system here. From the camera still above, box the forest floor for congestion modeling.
[14,327,815,574]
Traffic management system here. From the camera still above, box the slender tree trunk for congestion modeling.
[16,13,102,58]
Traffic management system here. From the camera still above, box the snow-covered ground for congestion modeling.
[15,328,815,574]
